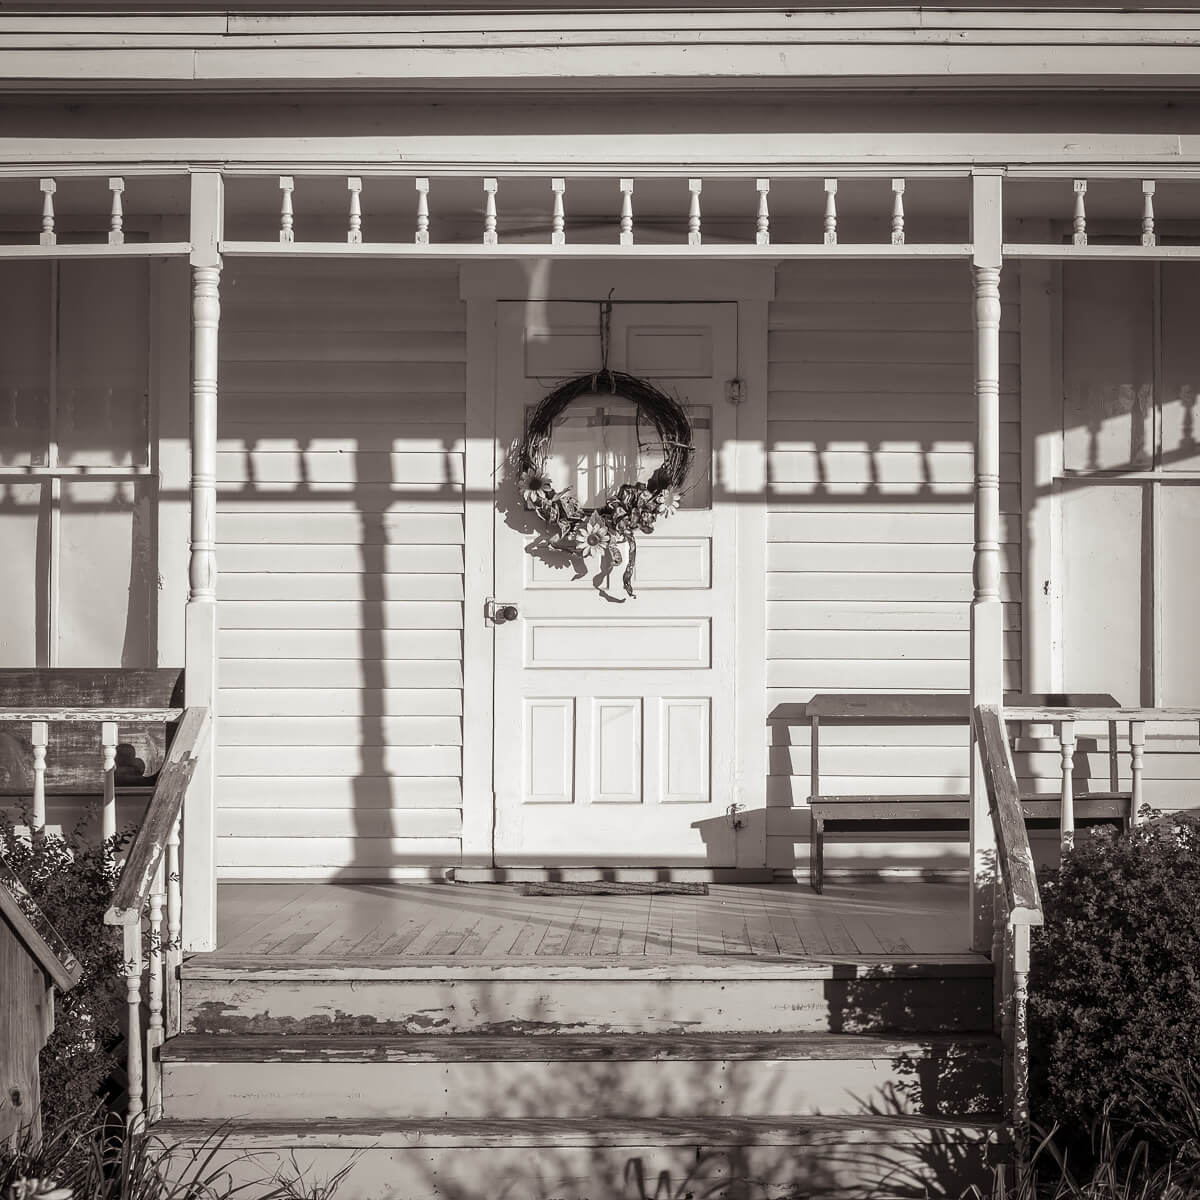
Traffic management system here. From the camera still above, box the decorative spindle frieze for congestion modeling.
[101,721,118,842]
[551,178,565,246]
[108,178,125,246]
[1141,180,1156,247]
[891,179,906,245]
[415,178,430,245]
[31,721,47,829]
[619,179,634,246]
[278,176,295,244]
[687,179,703,246]
[756,179,770,246]
[346,177,363,245]
[483,178,498,246]
[38,179,56,247]
[1072,180,1088,247]
[1058,719,1076,854]
[823,178,838,245]
[1130,720,1146,820]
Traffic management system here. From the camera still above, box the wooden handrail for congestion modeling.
[0,708,182,723]
[974,704,1044,928]
[0,856,83,993]
[104,706,209,927]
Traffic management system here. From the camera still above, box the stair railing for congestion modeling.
[974,703,1044,1182]
[103,706,210,1127]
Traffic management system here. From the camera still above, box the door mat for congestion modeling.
[516,881,709,896]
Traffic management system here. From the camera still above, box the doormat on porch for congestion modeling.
[516,881,709,896]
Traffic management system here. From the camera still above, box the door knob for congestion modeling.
[498,605,519,623]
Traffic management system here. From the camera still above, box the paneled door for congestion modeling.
[493,302,738,866]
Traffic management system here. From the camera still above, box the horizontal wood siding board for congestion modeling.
[766,260,1022,815]
[216,259,466,875]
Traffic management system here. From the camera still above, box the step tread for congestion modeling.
[182,954,992,980]
[163,1030,1002,1063]
[156,1114,1012,1149]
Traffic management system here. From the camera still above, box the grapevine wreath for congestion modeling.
[516,363,695,599]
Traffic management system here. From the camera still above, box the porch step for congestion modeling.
[161,1031,1003,1121]
[181,955,993,1036]
[155,1114,1009,1199]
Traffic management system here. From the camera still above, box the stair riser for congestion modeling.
[163,1055,1001,1121]
[162,1137,1004,1200]
[183,975,992,1036]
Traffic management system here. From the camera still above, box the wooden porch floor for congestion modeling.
[207,880,977,964]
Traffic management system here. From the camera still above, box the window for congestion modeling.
[1059,260,1200,706]
[0,258,154,667]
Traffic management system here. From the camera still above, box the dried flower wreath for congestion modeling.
[516,365,694,598]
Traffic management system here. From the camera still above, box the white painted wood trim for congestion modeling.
[1006,244,1200,261]
[461,294,498,866]
[1018,240,1057,698]
[460,260,777,302]
[182,170,222,954]
[220,242,973,263]
[734,296,770,869]
[154,253,191,671]
[970,169,1004,956]
[0,244,192,260]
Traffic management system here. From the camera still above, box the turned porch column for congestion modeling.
[182,171,222,952]
[970,171,1004,953]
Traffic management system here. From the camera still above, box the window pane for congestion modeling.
[57,259,149,467]
[1161,264,1200,473]
[0,483,45,665]
[1062,261,1154,473]
[0,262,51,467]
[57,480,153,666]
[1061,481,1148,705]
[1159,486,1200,705]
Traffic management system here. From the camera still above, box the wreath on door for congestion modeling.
[515,301,694,598]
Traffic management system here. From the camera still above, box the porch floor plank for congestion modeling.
[205,880,976,965]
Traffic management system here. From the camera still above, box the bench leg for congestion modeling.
[810,816,825,894]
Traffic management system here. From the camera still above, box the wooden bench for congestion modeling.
[806,691,1133,892]
[0,668,185,835]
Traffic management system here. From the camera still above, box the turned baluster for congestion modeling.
[687,179,702,246]
[123,923,144,1127]
[1130,720,1146,823]
[1072,180,1088,247]
[551,178,565,246]
[101,721,118,843]
[145,857,166,1121]
[278,176,295,243]
[1059,718,1077,855]
[891,178,906,245]
[415,178,430,245]
[755,179,770,246]
[1141,181,1156,248]
[346,177,363,244]
[31,721,48,830]
[39,179,56,247]
[619,179,634,246]
[823,178,838,245]
[108,178,125,246]
[165,812,183,1034]
[483,178,498,246]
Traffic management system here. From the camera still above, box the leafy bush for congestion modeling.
[1028,809,1200,1166]
[1,805,132,1128]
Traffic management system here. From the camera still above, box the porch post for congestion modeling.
[181,171,223,952]
[969,170,1003,953]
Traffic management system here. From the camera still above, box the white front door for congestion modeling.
[492,301,738,866]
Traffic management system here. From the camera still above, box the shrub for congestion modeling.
[1028,809,1200,1165]
[1,805,132,1128]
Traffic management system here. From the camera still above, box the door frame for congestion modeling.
[459,260,774,868]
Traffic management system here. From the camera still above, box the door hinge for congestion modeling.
[725,378,746,406]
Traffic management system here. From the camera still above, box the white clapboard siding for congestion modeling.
[766,260,1022,830]
[216,259,466,878]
